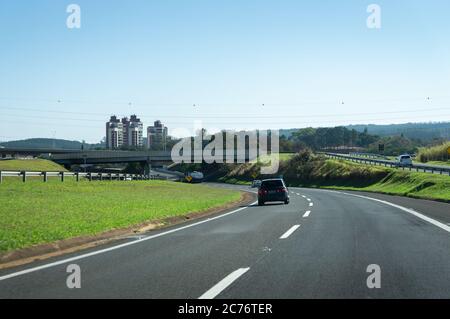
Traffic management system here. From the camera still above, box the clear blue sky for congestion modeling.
[1,0,450,142]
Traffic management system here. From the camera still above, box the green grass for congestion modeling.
[301,160,450,201]
[0,180,241,252]
[253,153,295,164]
[319,170,450,201]
[414,160,450,167]
[0,159,67,172]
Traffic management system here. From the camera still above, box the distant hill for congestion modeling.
[0,138,104,150]
[281,122,450,142]
[346,122,450,142]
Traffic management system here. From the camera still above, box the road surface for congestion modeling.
[1,184,450,298]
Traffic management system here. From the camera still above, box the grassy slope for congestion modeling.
[310,160,450,201]
[0,159,67,172]
[218,154,450,202]
[255,153,295,163]
[0,180,241,252]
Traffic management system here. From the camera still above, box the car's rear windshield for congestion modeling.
[261,180,284,189]
[401,155,411,159]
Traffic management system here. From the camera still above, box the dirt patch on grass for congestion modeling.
[0,191,255,270]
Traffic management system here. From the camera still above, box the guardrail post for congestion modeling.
[0,171,2,184]
[60,172,65,182]
[109,173,112,181]
[123,173,127,181]
[43,172,48,182]
[99,173,103,181]
[88,172,92,181]
[22,171,26,183]
[116,173,120,181]
[76,172,79,182]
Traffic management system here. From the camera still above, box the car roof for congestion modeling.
[261,178,284,182]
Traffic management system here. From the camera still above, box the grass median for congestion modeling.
[0,179,241,252]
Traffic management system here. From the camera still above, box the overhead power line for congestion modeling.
[1,105,450,119]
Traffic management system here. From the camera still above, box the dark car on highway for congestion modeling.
[257,178,290,206]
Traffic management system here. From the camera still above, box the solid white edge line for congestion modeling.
[340,192,450,233]
[199,267,250,299]
[292,187,450,233]
[303,211,311,218]
[0,201,258,282]
[280,225,301,239]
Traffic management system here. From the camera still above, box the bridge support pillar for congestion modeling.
[144,159,151,179]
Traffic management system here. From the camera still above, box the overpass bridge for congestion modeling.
[46,150,173,173]
[0,147,81,158]
[0,147,173,172]
[46,150,173,166]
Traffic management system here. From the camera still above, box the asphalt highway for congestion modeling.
[1,183,450,298]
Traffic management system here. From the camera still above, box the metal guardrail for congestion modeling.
[0,171,172,183]
[324,153,450,176]
[348,152,390,160]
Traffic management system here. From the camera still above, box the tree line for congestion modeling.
[280,127,379,152]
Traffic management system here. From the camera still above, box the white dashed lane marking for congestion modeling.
[280,225,301,239]
[199,268,250,299]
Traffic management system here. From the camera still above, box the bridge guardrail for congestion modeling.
[0,171,174,183]
[323,153,450,176]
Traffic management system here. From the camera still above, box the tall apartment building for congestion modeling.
[105,116,123,149]
[123,115,144,147]
[106,115,144,149]
[147,120,168,150]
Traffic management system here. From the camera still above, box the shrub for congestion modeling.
[417,142,450,163]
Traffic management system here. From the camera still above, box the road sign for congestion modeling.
[185,175,192,182]
[251,172,258,179]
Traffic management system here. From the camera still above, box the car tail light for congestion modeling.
[277,187,287,193]
[258,189,267,195]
